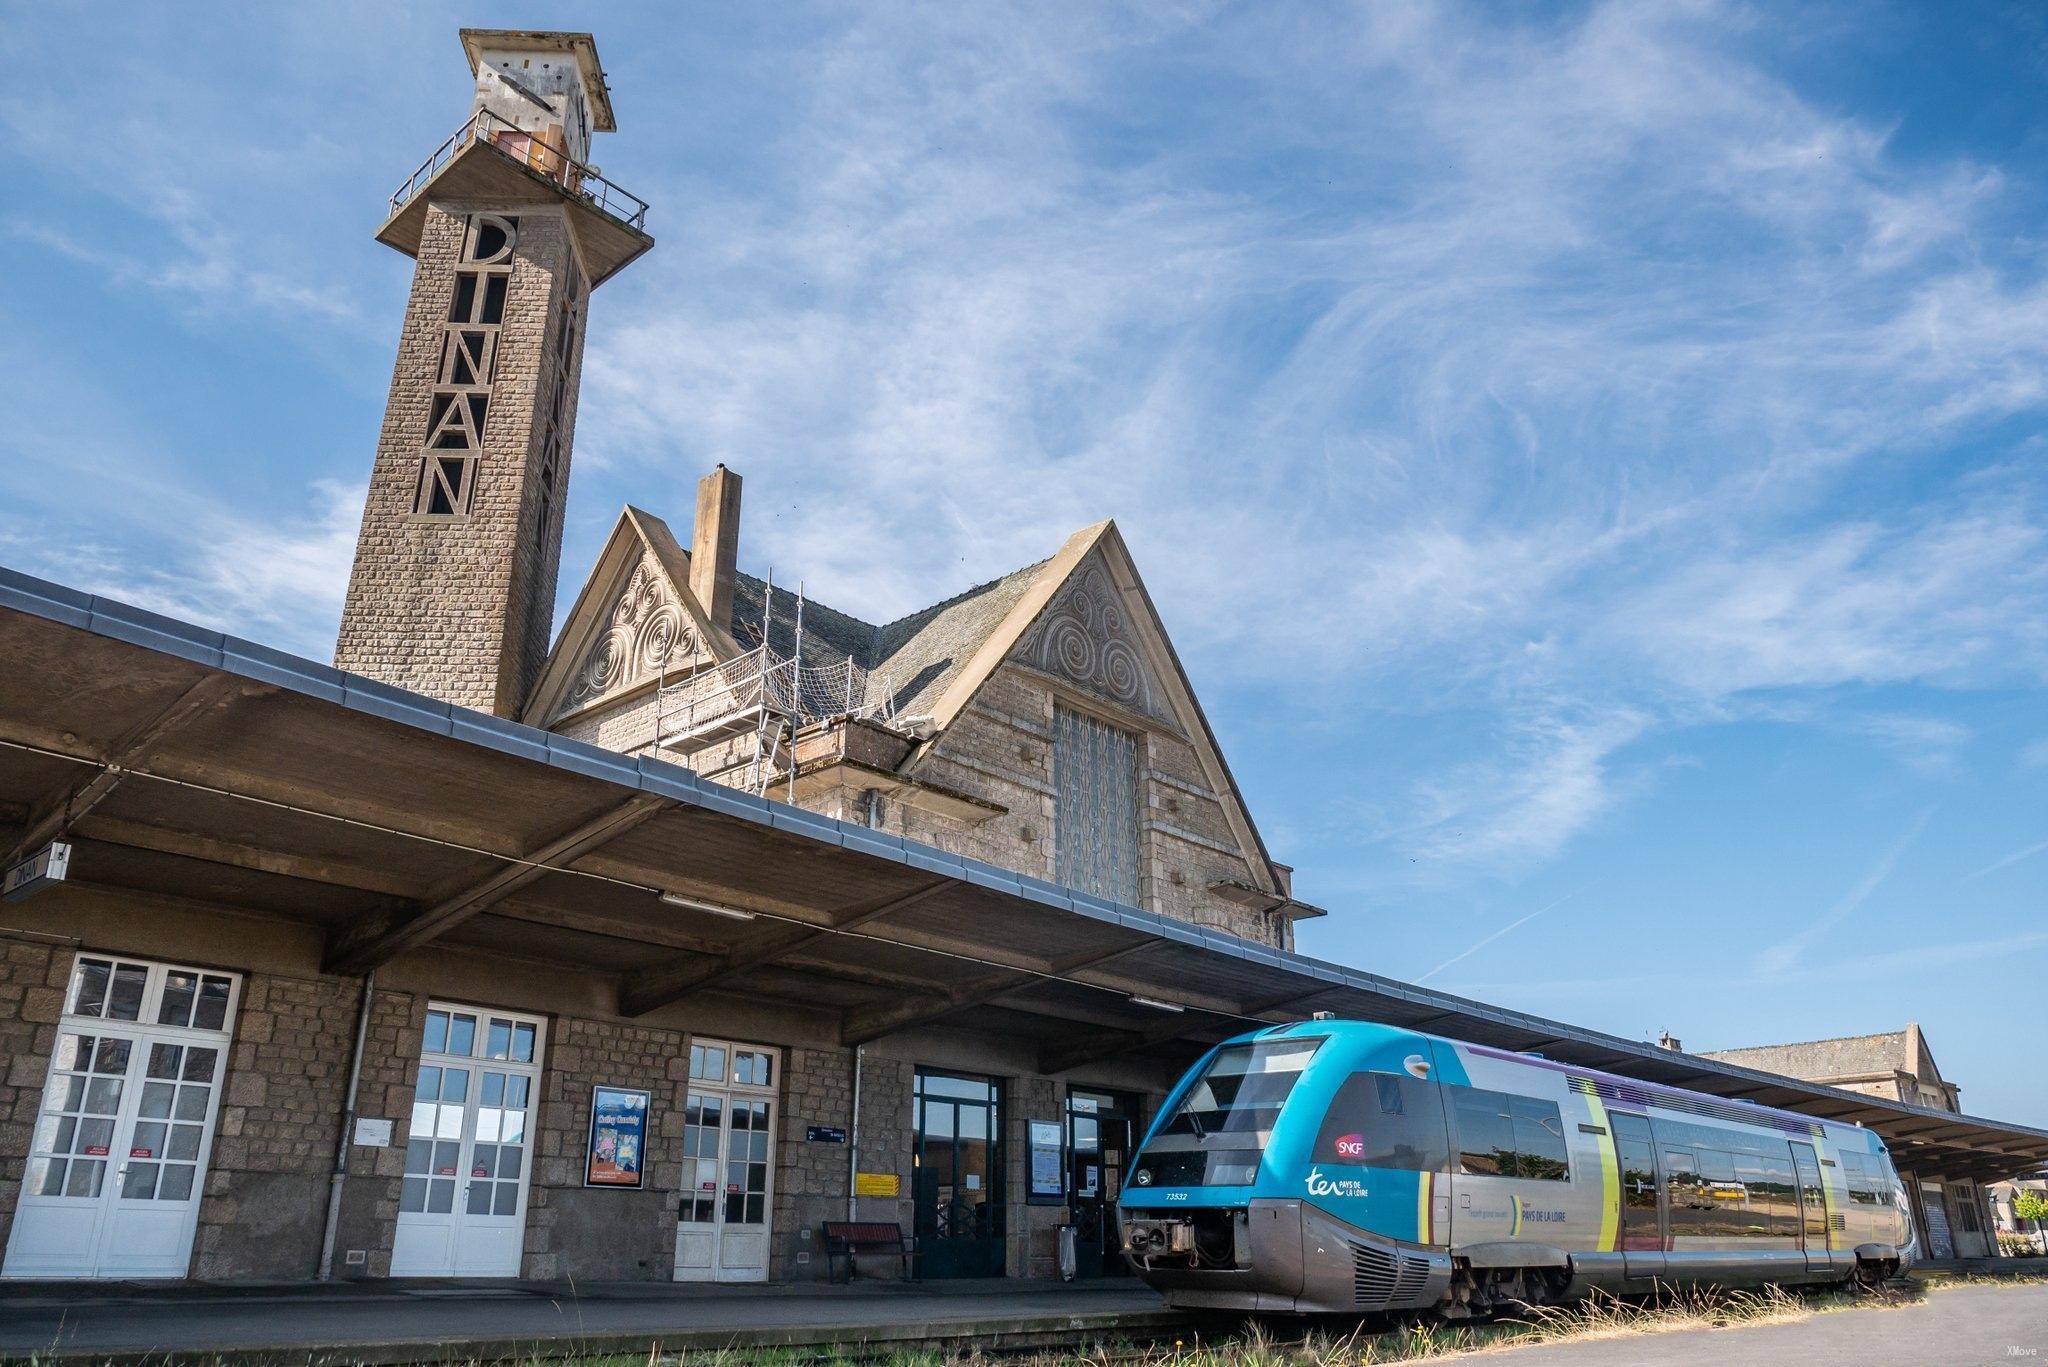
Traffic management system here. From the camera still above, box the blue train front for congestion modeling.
[1118,1020,1912,1316]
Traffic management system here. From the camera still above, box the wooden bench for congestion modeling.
[822,1220,914,1283]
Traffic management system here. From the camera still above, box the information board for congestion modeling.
[584,1085,650,1189]
[1028,1119,1065,1204]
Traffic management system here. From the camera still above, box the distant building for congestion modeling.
[1700,1024,1993,1259]
[1989,1175,2048,1255]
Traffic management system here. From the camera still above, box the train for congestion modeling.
[1118,1019,1915,1316]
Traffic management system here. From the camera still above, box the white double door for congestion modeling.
[4,955,239,1279]
[390,1003,544,1277]
[674,1039,779,1282]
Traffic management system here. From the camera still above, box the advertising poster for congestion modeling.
[1028,1119,1064,1204]
[585,1085,650,1188]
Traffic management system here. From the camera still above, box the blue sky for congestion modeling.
[2,3,2044,1124]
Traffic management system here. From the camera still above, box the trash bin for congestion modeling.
[1057,1224,1078,1282]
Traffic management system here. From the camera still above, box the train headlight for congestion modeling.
[1134,1169,1152,1185]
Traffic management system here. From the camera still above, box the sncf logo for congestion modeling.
[1333,1134,1366,1160]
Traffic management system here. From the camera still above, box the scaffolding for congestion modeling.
[650,645,894,794]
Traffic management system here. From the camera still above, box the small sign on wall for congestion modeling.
[807,1125,847,1144]
[353,1117,394,1148]
[1027,1120,1064,1205]
[585,1085,650,1189]
[854,1171,900,1197]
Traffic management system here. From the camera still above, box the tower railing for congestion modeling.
[388,107,650,232]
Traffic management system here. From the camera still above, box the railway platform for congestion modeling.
[0,1276,1190,1365]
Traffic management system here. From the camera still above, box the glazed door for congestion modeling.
[914,1070,1005,1279]
[1790,1143,1835,1271]
[673,1040,778,1283]
[3,956,238,1280]
[391,1005,543,1277]
[1067,1090,1137,1278]
[1610,1112,1666,1280]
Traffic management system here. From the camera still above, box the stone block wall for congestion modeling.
[525,1015,690,1281]
[0,936,65,1263]
[335,200,583,717]
[1004,1073,1063,1279]
[772,1044,852,1281]
[190,971,359,1279]
[888,662,1285,947]
[331,986,428,1278]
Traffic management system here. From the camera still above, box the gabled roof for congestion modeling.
[533,510,1287,901]
[893,521,1289,901]
[520,506,737,726]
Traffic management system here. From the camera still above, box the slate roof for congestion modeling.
[1699,1029,1912,1082]
[726,558,1051,720]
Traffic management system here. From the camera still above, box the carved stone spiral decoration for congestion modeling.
[574,627,632,703]
[1027,561,1160,718]
[567,556,699,708]
[1047,615,1096,680]
[1098,638,1143,703]
[635,606,689,673]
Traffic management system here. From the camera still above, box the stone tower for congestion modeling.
[335,29,652,716]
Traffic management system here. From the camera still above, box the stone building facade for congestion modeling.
[0,893,1167,1283]
[521,478,1323,950]
[4,22,2043,1297]
[1,27,1234,1289]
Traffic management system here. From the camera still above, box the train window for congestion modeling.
[1736,1153,1798,1235]
[1451,1088,1515,1176]
[1841,1152,1876,1206]
[1158,1039,1321,1144]
[1694,1148,1755,1238]
[1510,1096,1569,1180]
[1448,1087,1569,1181]
[1663,1151,1713,1238]
[1312,1072,1449,1172]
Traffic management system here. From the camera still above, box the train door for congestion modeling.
[1789,1142,1834,1273]
[1609,1113,1665,1281]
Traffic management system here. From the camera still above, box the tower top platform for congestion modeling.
[459,29,615,132]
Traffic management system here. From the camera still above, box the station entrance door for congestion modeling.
[674,1040,779,1283]
[1067,1088,1140,1278]
[3,955,239,1280]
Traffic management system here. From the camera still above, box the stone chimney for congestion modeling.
[1657,1031,1683,1052]
[690,465,742,632]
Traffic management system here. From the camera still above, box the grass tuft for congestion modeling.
[24,1273,2048,1367]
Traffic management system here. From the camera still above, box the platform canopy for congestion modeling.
[2,567,2043,1185]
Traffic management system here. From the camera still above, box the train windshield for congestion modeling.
[1131,1038,1323,1188]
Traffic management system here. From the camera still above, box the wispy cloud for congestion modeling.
[1,0,2044,889]
[1459,925,2048,1012]
[1753,807,1935,977]
[1417,886,1587,983]
[571,0,2048,873]
[0,479,363,660]
[1965,837,2048,884]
